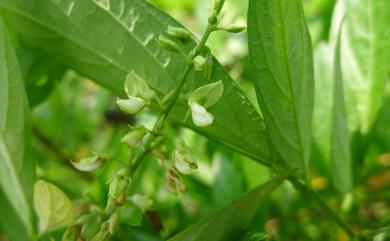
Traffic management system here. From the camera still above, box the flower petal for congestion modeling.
[191,103,214,127]
[116,96,146,114]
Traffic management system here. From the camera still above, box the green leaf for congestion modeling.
[0,16,35,239]
[330,31,353,192]
[33,180,75,234]
[247,0,314,172]
[0,0,271,164]
[168,173,288,241]
[340,0,390,133]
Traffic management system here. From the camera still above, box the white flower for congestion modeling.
[190,103,214,127]
[70,156,103,172]
[116,96,146,114]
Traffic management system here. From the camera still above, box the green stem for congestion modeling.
[130,64,192,173]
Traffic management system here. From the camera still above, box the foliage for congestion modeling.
[0,0,389,241]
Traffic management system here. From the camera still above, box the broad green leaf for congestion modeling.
[330,32,353,192]
[340,0,390,133]
[247,0,314,172]
[0,0,271,164]
[33,180,75,234]
[0,16,34,239]
[168,173,288,241]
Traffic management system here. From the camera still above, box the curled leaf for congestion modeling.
[116,97,146,115]
[190,103,214,127]
[33,180,74,234]
[70,156,103,172]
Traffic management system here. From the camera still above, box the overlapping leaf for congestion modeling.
[0,0,270,163]
[247,0,314,173]
[340,0,390,133]
[0,16,34,240]
[330,32,353,192]
[169,173,288,241]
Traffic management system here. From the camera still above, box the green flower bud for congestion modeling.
[70,155,104,172]
[124,71,155,101]
[121,125,147,149]
[166,26,191,40]
[193,55,207,71]
[90,221,110,241]
[219,23,246,33]
[208,14,218,25]
[116,96,146,115]
[189,81,224,108]
[108,212,119,234]
[173,140,198,174]
[158,34,180,52]
[108,170,131,207]
[130,194,153,210]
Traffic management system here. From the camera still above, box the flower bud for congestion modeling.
[108,170,131,207]
[130,194,153,210]
[166,26,191,40]
[90,221,110,241]
[220,23,246,33]
[121,126,147,149]
[190,103,214,127]
[70,156,104,172]
[124,71,155,101]
[208,14,218,25]
[193,55,206,72]
[158,34,180,52]
[173,140,198,174]
[189,81,224,108]
[108,212,119,234]
[116,96,146,115]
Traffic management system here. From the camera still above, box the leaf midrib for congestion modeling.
[277,0,307,169]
